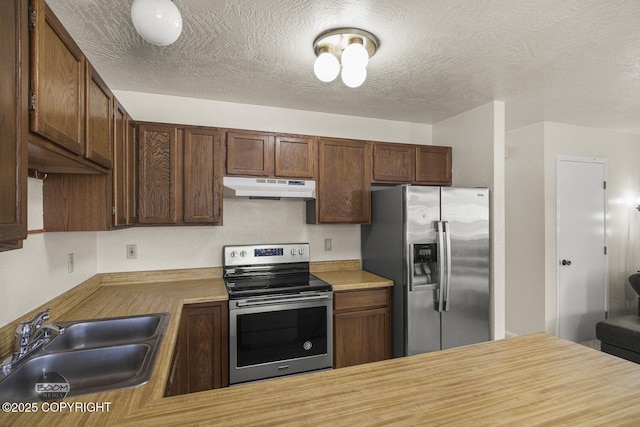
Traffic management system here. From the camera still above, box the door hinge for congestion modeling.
[603,181,607,190]
[112,206,116,216]
[29,7,36,30]
[604,246,607,255]
[28,91,36,110]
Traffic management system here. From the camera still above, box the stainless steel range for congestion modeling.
[224,243,333,385]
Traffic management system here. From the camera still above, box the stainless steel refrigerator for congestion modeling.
[361,185,490,358]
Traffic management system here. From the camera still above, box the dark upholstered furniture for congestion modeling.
[596,273,640,363]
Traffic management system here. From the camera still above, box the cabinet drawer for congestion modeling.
[334,288,391,312]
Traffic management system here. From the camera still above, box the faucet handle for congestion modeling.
[27,309,51,330]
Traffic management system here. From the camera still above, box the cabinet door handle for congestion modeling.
[561,259,572,266]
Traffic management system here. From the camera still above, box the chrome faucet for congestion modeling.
[2,308,64,374]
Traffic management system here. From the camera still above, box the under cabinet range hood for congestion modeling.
[223,176,316,200]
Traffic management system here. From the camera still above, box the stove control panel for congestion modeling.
[224,243,310,266]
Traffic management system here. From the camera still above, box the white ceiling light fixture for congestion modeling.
[131,0,183,46]
[313,28,379,88]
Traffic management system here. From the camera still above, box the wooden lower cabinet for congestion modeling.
[165,302,229,396]
[333,288,391,369]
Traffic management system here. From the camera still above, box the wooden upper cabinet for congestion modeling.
[371,141,452,186]
[226,131,316,179]
[275,135,316,179]
[85,64,113,168]
[415,145,452,185]
[372,142,414,183]
[0,0,28,249]
[127,119,138,225]
[313,138,371,224]
[226,131,273,177]
[113,100,128,226]
[183,128,223,224]
[138,124,182,224]
[137,122,222,226]
[30,0,85,156]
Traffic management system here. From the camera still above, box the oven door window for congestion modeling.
[236,306,327,367]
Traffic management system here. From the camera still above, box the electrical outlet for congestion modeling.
[324,238,332,251]
[67,253,74,273]
[127,244,137,260]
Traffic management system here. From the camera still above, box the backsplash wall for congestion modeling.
[97,198,360,272]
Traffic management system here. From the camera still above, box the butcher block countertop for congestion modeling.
[3,266,640,425]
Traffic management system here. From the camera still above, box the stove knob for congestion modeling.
[230,251,237,258]
[240,250,247,257]
[298,248,305,255]
[290,249,297,256]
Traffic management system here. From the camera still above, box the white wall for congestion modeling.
[432,101,506,340]
[0,179,98,326]
[0,93,432,328]
[505,123,546,335]
[113,91,432,145]
[505,121,640,337]
[98,199,359,272]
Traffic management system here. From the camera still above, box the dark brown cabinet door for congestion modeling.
[30,0,85,156]
[126,119,138,225]
[138,124,182,224]
[85,64,113,168]
[316,138,371,223]
[0,0,28,249]
[333,288,391,369]
[226,131,273,177]
[372,142,414,183]
[165,302,229,396]
[275,135,316,179]
[183,128,223,224]
[415,145,452,185]
[113,100,128,226]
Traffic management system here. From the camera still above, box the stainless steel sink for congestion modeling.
[45,313,167,351]
[0,313,169,402]
[0,344,150,402]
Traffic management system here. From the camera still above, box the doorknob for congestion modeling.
[561,259,572,266]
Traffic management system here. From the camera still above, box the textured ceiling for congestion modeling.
[48,0,640,132]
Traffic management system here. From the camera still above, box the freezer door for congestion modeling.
[440,187,490,350]
[405,186,441,355]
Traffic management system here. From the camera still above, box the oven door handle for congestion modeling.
[235,294,330,307]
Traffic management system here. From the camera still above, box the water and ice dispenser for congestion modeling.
[409,243,438,291]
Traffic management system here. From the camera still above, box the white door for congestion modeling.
[556,156,607,342]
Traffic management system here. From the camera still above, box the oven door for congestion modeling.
[229,293,333,385]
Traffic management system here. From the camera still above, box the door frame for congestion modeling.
[555,155,608,338]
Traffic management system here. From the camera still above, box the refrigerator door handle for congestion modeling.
[443,220,452,311]
[437,221,446,312]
